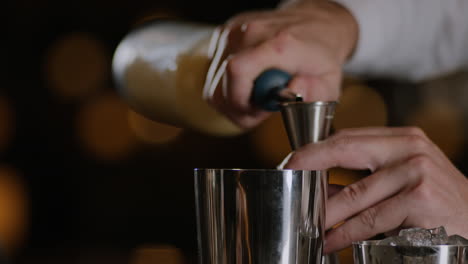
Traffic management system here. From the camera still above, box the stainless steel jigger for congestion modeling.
[281,101,337,150]
[195,69,338,264]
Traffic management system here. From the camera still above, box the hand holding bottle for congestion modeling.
[204,0,358,129]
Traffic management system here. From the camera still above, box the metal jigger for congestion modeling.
[281,101,337,149]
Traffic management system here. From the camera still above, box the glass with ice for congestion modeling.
[353,226,468,263]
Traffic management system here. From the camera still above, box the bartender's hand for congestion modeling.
[284,126,468,253]
[204,1,358,129]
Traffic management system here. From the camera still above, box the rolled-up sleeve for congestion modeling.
[332,0,468,81]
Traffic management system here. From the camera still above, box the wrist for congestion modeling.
[284,1,359,64]
[329,1,359,63]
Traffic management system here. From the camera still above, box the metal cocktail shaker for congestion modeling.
[195,169,327,264]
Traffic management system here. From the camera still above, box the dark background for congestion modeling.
[5,0,468,263]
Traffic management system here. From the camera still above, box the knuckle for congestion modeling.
[359,207,378,230]
[342,181,367,204]
[411,183,432,202]
[404,134,430,152]
[225,56,244,79]
[243,21,265,38]
[270,30,295,54]
[404,126,427,138]
[235,116,259,130]
[407,154,434,174]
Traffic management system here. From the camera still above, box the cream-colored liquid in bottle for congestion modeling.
[113,21,242,136]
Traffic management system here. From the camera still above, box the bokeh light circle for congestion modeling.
[333,84,388,129]
[406,101,464,159]
[77,93,137,161]
[131,245,186,264]
[45,32,108,100]
[0,166,27,254]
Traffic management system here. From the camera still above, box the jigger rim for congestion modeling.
[353,240,468,248]
[281,100,338,107]
[194,168,319,172]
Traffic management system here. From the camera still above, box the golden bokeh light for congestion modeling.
[0,166,28,254]
[406,101,465,160]
[250,113,291,167]
[0,96,13,153]
[77,93,138,161]
[130,245,186,264]
[127,110,183,144]
[334,84,388,130]
[45,32,108,100]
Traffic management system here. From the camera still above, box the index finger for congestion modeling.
[284,134,435,172]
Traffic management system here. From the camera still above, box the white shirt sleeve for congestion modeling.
[332,0,468,81]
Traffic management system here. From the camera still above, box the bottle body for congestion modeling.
[113,21,242,136]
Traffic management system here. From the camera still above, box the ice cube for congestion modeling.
[447,235,468,246]
[377,236,410,246]
[428,226,448,245]
[375,227,468,247]
[399,227,433,246]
